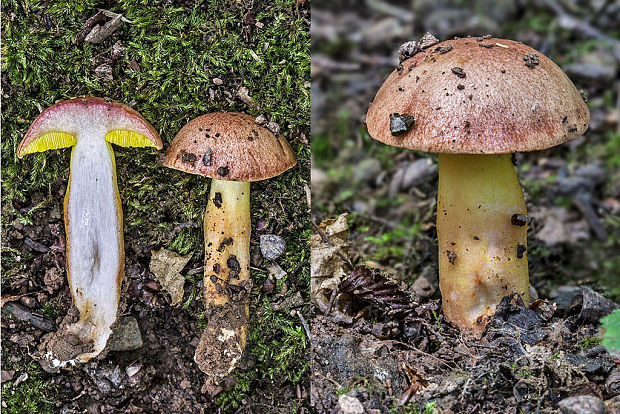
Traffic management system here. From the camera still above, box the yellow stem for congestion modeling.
[195,179,251,382]
[437,153,529,334]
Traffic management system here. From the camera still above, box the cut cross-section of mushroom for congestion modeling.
[366,37,589,334]
[18,97,162,366]
[163,112,296,392]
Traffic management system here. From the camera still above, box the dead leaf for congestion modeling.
[398,363,429,405]
[310,213,350,311]
[237,86,259,109]
[149,249,191,306]
[75,10,130,44]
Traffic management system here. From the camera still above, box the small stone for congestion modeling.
[255,114,267,125]
[213,77,223,85]
[338,394,365,414]
[255,219,267,232]
[125,363,142,378]
[266,121,280,135]
[1,370,15,383]
[262,276,275,293]
[558,395,605,414]
[217,166,229,177]
[108,316,143,351]
[260,234,286,260]
[267,262,287,280]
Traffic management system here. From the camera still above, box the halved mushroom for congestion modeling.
[18,97,162,365]
[163,112,296,392]
[366,37,589,334]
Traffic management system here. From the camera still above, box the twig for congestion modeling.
[381,339,457,370]
[311,220,330,244]
[324,287,339,316]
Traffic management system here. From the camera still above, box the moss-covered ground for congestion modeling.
[2,0,310,412]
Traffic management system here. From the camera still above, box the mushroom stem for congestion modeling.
[64,139,124,363]
[437,153,529,333]
[195,179,250,384]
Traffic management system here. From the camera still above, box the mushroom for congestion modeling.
[163,112,296,388]
[366,37,589,334]
[17,97,162,364]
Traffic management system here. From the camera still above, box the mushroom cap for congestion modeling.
[366,37,590,154]
[18,97,162,157]
[163,112,297,182]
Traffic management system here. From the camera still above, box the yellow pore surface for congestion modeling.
[19,130,158,157]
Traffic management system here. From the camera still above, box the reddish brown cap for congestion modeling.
[366,37,590,153]
[163,112,296,182]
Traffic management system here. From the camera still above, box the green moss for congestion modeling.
[0,360,56,414]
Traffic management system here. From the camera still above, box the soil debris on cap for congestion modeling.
[435,44,452,54]
[398,41,421,63]
[202,148,212,166]
[418,32,439,49]
[217,237,233,252]
[517,244,527,258]
[479,43,494,48]
[217,166,229,176]
[389,113,416,136]
[181,150,197,164]
[457,84,465,90]
[523,52,539,69]
[227,255,240,273]
[451,67,466,78]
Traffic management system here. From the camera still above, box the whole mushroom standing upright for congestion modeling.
[17,97,162,364]
[163,112,296,389]
[366,37,589,334]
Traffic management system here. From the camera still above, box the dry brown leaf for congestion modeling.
[310,213,350,310]
[149,249,191,306]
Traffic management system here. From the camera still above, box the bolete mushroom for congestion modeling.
[366,37,589,334]
[163,112,296,389]
[17,97,162,364]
